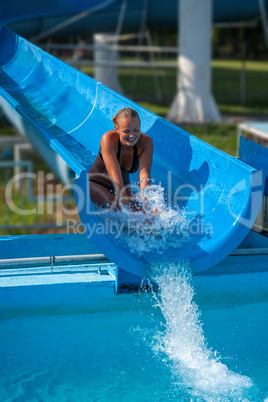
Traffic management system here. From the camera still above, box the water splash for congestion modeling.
[150,261,257,401]
[97,184,191,255]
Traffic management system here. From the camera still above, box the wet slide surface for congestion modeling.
[0,26,265,276]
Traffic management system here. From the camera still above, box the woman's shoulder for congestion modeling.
[100,130,118,148]
[102,129,117,140]
[138,132,153,149]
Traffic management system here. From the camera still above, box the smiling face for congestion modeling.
[116,117,141,147]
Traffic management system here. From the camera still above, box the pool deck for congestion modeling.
[0,232,268,318]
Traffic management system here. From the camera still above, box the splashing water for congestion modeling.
[150,261,257,401]
[98,184,191,255]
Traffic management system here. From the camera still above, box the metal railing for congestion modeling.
[0,159,77,233]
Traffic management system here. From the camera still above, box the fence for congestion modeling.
[0,159,78,234]
[41,40,268,108]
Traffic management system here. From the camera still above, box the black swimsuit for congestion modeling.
[89,139,139,193]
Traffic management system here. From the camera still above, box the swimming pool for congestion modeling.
[1,233,268,401]
[0,300,267,401]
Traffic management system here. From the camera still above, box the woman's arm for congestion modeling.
[100,131,123,187]
[100,131,133,207]
[138,135,154,191]
[138,135,160,214]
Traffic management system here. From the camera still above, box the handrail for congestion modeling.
[0,254,109,268]
[42,43,179,53]
[231,247,268,256]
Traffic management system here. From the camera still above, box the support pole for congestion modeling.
[167,0,221,123]
[14,143,33,190]
[94,33,124,94]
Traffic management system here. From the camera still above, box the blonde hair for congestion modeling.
[112,107,140,128]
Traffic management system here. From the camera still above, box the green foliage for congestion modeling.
[212,60,268,109]
[182,124,238,156]
[0,118,15,135]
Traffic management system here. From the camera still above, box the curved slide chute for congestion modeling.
[0,26,266,276]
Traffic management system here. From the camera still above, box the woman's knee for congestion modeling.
[89,181,118,209]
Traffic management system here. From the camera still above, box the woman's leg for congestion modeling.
[89,180,118,209]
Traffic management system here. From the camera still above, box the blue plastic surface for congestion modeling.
[0,0,115,25]
[239,121,268,195]
[0,233,101,259]
[0,27,266,276]
[239,135,268,196]
[1,0,267,37]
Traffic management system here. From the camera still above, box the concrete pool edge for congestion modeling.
[1,264,268,318]
[0,232,268,318]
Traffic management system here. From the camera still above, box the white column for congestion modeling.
[94,33,124,94]
[167,0,221,123]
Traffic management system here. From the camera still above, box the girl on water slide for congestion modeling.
[88,107,154,212]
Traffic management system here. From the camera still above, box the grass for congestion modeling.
[217,103,268,116]
[0,116,16,136]
[212,59,268,72]
[212,60,268,111]
[183,123,238,156]
[137,104,238,156]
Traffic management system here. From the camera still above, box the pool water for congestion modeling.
[0,290,268,401]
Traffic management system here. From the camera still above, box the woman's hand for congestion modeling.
[149,207,161,214]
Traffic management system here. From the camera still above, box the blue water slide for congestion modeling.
[0,27,266,276]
